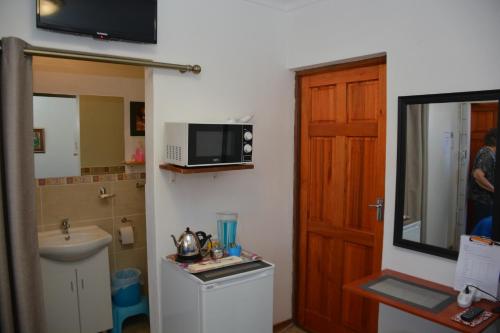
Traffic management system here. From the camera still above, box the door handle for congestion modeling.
[81,279,84,290]
[368,198,384,222]
[70,281,74,292]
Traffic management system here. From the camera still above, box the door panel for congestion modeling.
[304,233,332,314]
[302,233,341,333]
[347,80,379,122]
[345,138,377,232]
[342,242,374,331]
[309,138,337,225]
[311,85,338,122]
[298,63,386,333]
[469,103,498,172]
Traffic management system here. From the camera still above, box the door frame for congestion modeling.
[292,55,387,323]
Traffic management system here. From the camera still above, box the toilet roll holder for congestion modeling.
[121,217,134,224]
[119,217,136,245]
[120,217,136,232]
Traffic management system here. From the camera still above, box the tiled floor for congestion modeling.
[120,317,308,333]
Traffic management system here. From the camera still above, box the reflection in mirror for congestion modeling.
[395,90,500,259]
[34,94,125,179]
[403,102,498,250]
[34,94,80,179]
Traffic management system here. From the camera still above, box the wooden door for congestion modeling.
[469,103,498,172]
[297,63,386,333]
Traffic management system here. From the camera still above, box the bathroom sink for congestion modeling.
[38,225,112,262]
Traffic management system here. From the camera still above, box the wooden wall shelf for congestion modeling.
[343,269,499,333]
[159,163,254,174]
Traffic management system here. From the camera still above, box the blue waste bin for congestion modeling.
[111,268,141,307]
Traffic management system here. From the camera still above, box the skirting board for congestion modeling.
[273,319,293,332]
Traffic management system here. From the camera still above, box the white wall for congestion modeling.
[286,0,500,331]
[147,2,294,330]
[33,95,80,178]
[425,103,460,248]
[0,0,294,331]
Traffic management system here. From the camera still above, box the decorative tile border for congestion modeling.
[81,165,126,176]
[37,172,146,187]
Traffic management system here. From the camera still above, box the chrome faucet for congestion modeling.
[61,218,71,240]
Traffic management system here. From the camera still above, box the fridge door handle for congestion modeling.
[201,271,272,290]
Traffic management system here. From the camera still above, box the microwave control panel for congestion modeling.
[242,125,253,162]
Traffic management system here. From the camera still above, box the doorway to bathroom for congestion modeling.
[295,57,386,333]
[32,57,150,333]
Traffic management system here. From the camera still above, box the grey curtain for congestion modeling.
[404,105,427,233]
[0,37,47,333]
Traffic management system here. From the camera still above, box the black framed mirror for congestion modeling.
[394,90,500,260]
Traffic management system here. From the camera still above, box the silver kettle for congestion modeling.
[171,227,211,263]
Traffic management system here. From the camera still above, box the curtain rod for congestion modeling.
[0,45,201,74]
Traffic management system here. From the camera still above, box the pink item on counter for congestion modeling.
[134,147,145,162]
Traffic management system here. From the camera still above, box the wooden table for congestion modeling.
[343,269,499,333]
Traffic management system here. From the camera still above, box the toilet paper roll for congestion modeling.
[119,226,135,245]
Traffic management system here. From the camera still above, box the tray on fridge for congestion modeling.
[165,250,262,274]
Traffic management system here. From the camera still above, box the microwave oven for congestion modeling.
[165,122,253,167]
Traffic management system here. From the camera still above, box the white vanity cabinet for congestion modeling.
[40,248,113,333]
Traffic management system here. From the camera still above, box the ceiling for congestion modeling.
[243,0,322,11]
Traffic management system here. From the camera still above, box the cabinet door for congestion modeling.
[40,258,80,333]
[201,273,273,333]
[77,248,113,333]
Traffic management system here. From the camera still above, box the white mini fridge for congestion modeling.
[161,258,274,333]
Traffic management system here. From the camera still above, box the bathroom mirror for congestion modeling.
[33,94,125,179]
[394,90,500,259]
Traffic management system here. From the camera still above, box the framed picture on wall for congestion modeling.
[130,101,145,136]
[33,128,45,153]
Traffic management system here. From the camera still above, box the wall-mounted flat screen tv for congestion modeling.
[36,0,157,44]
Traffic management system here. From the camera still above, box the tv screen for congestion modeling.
[36,0,157,44]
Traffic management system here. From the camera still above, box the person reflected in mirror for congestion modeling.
[469,128,496,230]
